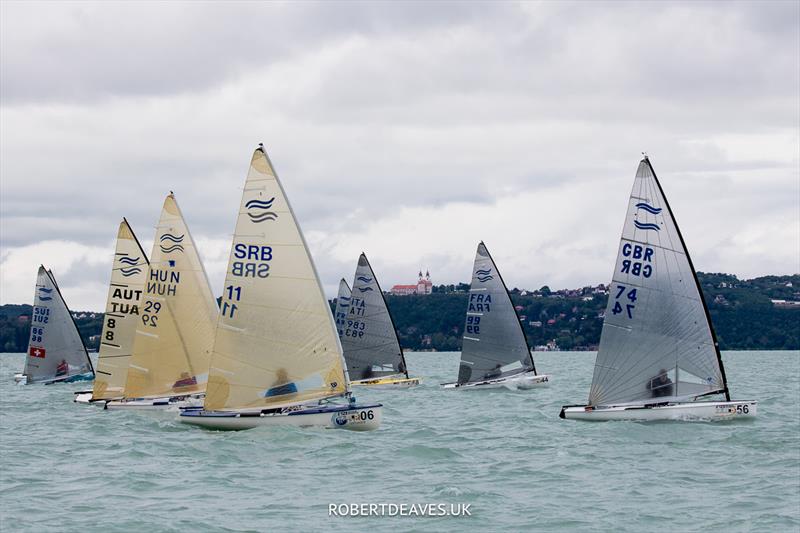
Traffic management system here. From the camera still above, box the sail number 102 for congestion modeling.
[222,285,241,318]
[612,284,637,319]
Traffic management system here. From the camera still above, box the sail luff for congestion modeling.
[364,254,409,379]
[644,157,730,401]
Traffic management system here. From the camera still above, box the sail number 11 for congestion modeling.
[222,285,241,318]
[612,284,637,319]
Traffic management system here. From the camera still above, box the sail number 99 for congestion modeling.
[612,284,637,319]
[466,315,481,334]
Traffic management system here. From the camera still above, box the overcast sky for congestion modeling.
[1,1,798,311]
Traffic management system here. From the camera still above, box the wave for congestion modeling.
[356,276,373,283]
[477,275,495,283]
[340,296,351,301]
[246,197,275,209]
[247,212,278,223]
[635,202,662,215]
[38,288,53,293]
[633,220,661,231]
[358,287,374,292]
[118,256,140,265]
[120,267,143,277]
[159,244,185,253]
[475,269,492,275]
[160,233,185,243]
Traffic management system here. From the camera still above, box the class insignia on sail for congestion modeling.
[441,242,549,390]
[179,144,382,430]
[15,266,95,385]
[340,253,420,389]
[560,156,757,421]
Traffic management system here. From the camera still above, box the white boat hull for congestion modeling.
[442,371,550,390]
[560,400,758,421]
[179,403,382,431]
[105,394,205,411]
[351,376,421,389]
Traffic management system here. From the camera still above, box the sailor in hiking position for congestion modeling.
[648,369,673,398]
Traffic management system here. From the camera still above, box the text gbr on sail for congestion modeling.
[620,242,654,278]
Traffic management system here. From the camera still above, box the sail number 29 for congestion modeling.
[612,284,637,319]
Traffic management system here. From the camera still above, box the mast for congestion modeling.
[644,156,730,401]
[45,267,94,375]
[480,242,537,374]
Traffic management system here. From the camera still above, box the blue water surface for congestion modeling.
[1,351,798,532]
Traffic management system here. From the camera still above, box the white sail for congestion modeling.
[123,194,218,399]
[588,157,726,406]
[23,266,93,382]
[340,254,407,381]
[92,219,149,400]
[204,145,348,411]
[334,279,352,338]
[458,242,535,384]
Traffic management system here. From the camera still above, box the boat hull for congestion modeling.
[442,371,550,390]
[14,372,94,385]
[351,376,421,389]
[105,394,205,411]
[560,400,758,421]
[179,403,382,431]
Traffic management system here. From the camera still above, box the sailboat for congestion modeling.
[333,278,352,339]
[560,156,757,420]
[105,194,218,410]
[340,254,420,388]
[15,266,95,384]
[75,219,149,404]
[180,144,381,430]
[442,242,549,390]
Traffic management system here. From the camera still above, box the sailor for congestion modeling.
[55,359,69,377]
[648,369,674,398]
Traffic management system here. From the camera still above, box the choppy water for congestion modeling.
[1,351,798,532]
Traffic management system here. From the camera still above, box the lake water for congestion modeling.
[1,351,798,532]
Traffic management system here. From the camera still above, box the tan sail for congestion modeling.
[92,219,149,400]
[124,194,218,399]
[204,145,348,411]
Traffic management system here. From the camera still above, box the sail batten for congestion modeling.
[92,220,150,399]
[339,254,407,381]
[203,146,348,411]
[457,243,536,384]
[588,157,726,406]
[123,195,218,399]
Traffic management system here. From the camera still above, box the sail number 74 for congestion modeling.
[612,284,637,319]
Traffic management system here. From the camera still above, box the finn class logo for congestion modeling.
[159,233,185,253]
[358,287,374,292]
[633,202,661,231]
[476,269,494,283]
[38,287,53,301]
[119,255,143,277]
[246,197,278,223]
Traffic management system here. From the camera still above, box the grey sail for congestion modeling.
[340,254,408,381]
[23,266,94,382]
[588,157,726,406]
[334,279,352,339]
[458,242,535,384]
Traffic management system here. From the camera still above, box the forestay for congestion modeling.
[458,242,535,384]
[588,157,726,406]
[124,194,218,399]
[340,254,408,381]
[92,219,149,400]
[24,266,94,382]
[204,146,348,411]
[334,279,352,339]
